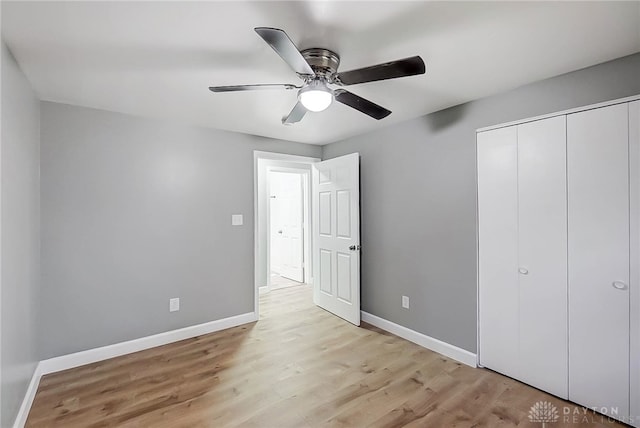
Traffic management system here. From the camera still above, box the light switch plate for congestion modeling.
[231,214,243,226]
[402,295,410,309]
[169,298,180,312]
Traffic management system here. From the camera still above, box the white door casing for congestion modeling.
[567,103,630,416]
[312,153,360,326]
[254,152,319,318]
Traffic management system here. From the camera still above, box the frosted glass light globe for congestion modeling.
[298,80,333,112]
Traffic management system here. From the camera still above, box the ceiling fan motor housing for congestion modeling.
[301,48,340,79]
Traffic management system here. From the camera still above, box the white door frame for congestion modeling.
[267,166,310,285]
[254,151,320,318]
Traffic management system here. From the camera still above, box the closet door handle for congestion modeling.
[612,281,628,290]
[518,268,529,275]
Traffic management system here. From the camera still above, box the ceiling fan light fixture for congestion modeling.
[298,80,333,112]
[210,28,427,124]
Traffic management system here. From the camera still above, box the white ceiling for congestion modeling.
[3,1,640,145]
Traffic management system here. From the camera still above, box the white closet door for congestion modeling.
[568,103,630,416]
[478,126,519,378]
[630,100,640,427]
[517,116,568,398]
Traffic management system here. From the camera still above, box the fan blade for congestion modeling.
[334,89,391,120]
[209,84,299,93]
[282,101,307,125]
[254,27,315,77]
[334,56,425,86]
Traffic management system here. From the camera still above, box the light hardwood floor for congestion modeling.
[27,285,627,427]
[269,273,303,290]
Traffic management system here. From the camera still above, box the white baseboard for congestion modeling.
[39,312,257,375]
[361,311,477,368]
[13,312,257,428]
[12,363,43,428]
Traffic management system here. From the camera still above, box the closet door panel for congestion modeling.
[478,126,519,377]
[630,100,640,427]
[517,116,568,398]
[568,103,630,416]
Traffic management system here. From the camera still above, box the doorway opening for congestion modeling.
[254,151,319,317]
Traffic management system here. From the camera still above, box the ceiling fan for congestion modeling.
[208,27,426,125]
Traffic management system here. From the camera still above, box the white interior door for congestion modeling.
[269,177,284,274]
[517,116,568,398]
[280,173,303,282]
[270,171,304,282]
[312,153,360,325]
[568,103,630,416]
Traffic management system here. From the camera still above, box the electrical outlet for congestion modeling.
[169,298,180,312]
[402,295,409,309]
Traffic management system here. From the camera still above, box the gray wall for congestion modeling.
[40,102,321,359]
[323,52,640,353]
[1,43,41,427]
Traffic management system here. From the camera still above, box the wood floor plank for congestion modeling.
[26,285,627,427]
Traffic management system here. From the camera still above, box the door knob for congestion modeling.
[278,230,283,234]
[349,245,361,251]
[518,268,529,275]
[612,281,628,290]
